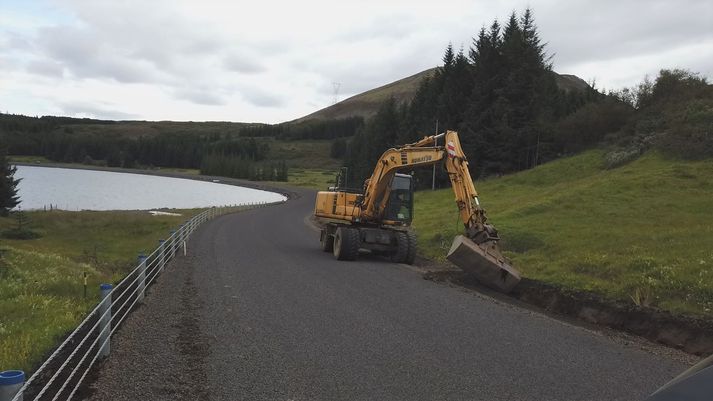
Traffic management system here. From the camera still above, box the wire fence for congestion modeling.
[8,200,284,401]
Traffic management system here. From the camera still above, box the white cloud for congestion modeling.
[0,0,711,123]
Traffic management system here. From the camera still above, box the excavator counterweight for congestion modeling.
[314,130,521,293]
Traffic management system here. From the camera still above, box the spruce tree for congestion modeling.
[0,147,20,216]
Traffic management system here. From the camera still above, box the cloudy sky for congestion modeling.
[1,0,711,123]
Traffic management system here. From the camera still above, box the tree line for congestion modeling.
[0,117,290,180]
[238,116,363,140]
[344,9,612,186]
[0,113,362,181]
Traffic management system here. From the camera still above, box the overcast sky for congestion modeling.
[1,0,711,123]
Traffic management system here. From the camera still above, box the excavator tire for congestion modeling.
[404,231,417,265]
[320,228,334,252]
[333,226,359,261]
[391,231,410,263]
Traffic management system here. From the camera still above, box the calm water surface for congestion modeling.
[14,166,286,211]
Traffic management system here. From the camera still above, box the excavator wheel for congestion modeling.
[404,231,417,265]
[320,228,334,252]
[333,227,360,261]
[391,231,411,264]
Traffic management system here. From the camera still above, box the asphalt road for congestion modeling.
[86,186,690,401]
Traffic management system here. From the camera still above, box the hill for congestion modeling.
[413,149,713,317]
[295,69,589,122]
[294,69,436,123]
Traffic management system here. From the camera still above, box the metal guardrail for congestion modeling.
[8,201,283,401]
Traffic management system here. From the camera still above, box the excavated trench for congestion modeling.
[422,266,713,356]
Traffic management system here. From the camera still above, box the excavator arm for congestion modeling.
[360,146,446,221]
[361,131,492,239]
[358,130,520,291]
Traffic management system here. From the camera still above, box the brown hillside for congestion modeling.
[293,69,436,123]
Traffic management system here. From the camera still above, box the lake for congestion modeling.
[13,166,286,211]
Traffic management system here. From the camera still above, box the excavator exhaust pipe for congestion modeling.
[447,235,521,293]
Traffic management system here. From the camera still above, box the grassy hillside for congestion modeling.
[0,210,198,372]
[267,139,340,169]
[413,150,713,317]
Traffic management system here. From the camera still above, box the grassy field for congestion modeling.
[8,155,52,164]
[268,139,341,170]
[412,150,713,317]
[282,168,337,190]
[0,209,199,372]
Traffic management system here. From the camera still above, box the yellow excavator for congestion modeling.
[314,130,520,292]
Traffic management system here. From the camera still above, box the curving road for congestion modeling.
[86,186,689,401]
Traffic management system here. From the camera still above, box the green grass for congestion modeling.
[154,167,200,175]
[8,155,52,164]
[0,209,199,372]
[268,139,341,169]
[283,168,338,190]
[413,150,713,317]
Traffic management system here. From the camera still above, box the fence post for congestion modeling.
[99,283,112,358]
[169,230,177,256]
[178,224,185,255]
[158,239,166,271]
[0,370,24,401]
[137,254,147,303]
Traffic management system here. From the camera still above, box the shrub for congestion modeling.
[2,228,41,240]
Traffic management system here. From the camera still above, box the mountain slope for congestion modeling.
[296,69,589,122]
[294,69,436,123]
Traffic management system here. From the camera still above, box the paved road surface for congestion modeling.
[86,187,689,401]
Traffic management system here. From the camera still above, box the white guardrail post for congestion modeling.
[158,239,166,271]
[99,284,112,358]
[137,253,147,303]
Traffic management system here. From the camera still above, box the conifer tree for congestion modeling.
[0,147,20,216]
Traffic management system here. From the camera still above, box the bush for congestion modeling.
[553,99,633,153]
[655,124,713,159]
[2,228,41,240]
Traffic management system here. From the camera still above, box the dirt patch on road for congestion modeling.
[173,273,210,399]
[422,264,713,356]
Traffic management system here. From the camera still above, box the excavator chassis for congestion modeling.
[320,223,416,264]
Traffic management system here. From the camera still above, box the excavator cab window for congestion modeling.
[384,174,413,223]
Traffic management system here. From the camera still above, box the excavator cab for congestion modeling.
[383,174,413,224]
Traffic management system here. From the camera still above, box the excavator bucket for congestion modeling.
[447,235,521,293]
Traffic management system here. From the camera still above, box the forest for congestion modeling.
[345,9,607,186]
[0,114,361,181]
[343,9,712,188]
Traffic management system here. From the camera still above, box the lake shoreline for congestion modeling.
[12,162,297,208]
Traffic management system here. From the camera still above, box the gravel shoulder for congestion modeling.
[84,238,210,400]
